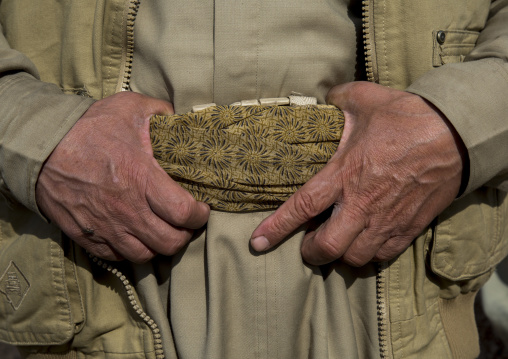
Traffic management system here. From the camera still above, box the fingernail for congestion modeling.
[251,236,270,252]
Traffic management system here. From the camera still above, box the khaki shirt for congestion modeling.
[130,0,361,113]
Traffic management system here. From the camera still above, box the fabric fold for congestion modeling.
[150,104,344,211]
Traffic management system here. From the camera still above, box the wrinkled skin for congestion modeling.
[36,83,465,267]
[251,82,467,266]
[35,92,210,263]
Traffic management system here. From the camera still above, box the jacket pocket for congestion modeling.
[0,197,77,345]
[432,30,480,67]
[430,187,508,281]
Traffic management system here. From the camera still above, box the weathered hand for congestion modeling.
[251,82,467,266]
[35,92,210,263]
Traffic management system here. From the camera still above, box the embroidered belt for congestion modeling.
[150,96,344,212]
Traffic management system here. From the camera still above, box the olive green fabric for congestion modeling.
[150,104,344,211]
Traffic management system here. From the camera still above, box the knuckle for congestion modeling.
[129,248,156,264]
[136,208,160,228]
[164,232,192,255]
[375,236,412,262]
[373,247,393,262]
[342,251,368,267]
[314,235,344,262]
[86,243,124,262]
[171,199,195,225]
[292,191,320,222]
[106,229,155,263]
[268,212,295,238]
[341,204,369,229]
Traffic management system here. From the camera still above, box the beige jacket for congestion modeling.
[0,0,507,358]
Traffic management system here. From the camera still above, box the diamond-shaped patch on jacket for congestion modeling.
[0,261,30,310]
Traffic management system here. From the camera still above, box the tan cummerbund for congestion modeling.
[150,103,344,212]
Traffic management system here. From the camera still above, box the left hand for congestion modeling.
[250,82,467,266]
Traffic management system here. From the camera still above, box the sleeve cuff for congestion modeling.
[406,58,508,194]
[0,72,95,216]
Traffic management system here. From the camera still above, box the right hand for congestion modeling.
[35,92,210,263]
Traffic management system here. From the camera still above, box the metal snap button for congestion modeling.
[437,31,446,44]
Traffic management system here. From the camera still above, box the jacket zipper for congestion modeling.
[376,262,389,359]
[117,1,165,356]
[120,0,141,91]
[362,0,389,357]
[362,0,378,83]
[89,254,165,359]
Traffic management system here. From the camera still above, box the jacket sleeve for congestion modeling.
[407,0,508,194]
[0,22,95,215]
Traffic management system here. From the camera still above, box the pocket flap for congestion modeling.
[431,188,508,281]
[432,30,480,67]
[0,200,74,345]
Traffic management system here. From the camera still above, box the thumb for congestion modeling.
[140,95,175,117]
[326,81,393,113]
[325,82,363,110]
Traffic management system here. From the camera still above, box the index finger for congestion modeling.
[250,164,341,252]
